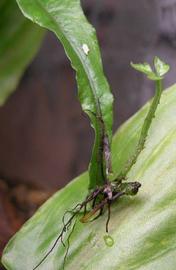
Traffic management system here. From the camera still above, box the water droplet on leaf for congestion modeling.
[103,234,114,247]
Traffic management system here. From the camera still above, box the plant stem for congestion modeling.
[117,79,163,180]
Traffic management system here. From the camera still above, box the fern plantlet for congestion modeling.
[31,56,170,269]
[1,0,172,269]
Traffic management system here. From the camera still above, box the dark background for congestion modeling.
[1,0,176,263]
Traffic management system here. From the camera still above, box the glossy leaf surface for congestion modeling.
[0,0,45,105]
[15,0,113,189]
[2,85,176,269]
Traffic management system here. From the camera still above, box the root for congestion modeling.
[106,202,111,233]
[32,204,83,270]
[32,180,141,270]
[63,218,77,270]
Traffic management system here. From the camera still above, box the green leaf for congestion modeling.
[15,0,113,189]
[131,62,160,81]
[154,56,170,77]
[0,0,45,105]
[130,62,153,75]
[131,57,170,81]
[2,84,176,270]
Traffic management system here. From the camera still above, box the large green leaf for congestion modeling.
[15,0,113,189]
[0,0,45,105]
[2,84,176,269]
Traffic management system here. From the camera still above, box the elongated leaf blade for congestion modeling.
[0,0,45,105]
[2,85,176,270]
[15,0,113,189]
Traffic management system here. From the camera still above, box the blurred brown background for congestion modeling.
[1,0,176,264]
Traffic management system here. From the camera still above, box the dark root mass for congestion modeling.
[33,180,141,270]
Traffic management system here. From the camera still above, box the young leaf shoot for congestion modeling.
[117,57,170,180]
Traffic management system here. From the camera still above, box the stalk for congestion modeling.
[116,80,165,181]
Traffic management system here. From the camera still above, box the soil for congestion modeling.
[0,179,53,266]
